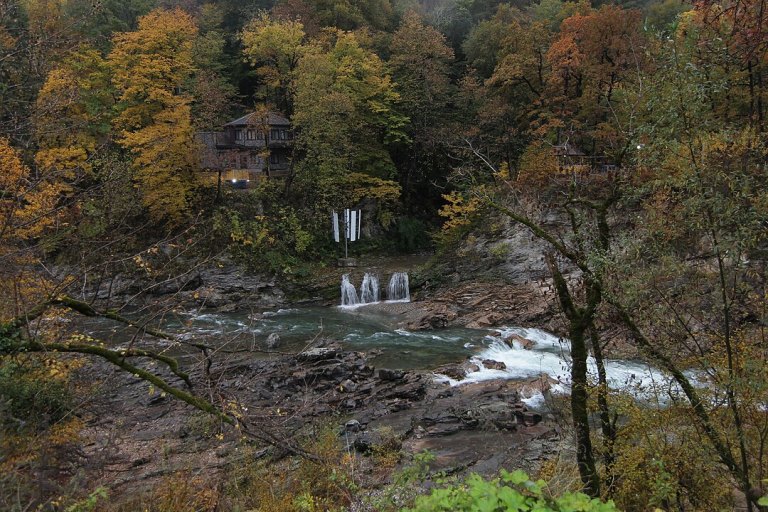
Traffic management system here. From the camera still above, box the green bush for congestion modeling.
[403,470,619,512]
[0,360,73,433]
[395,216,431,252]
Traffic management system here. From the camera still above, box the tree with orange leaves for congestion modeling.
[544,5,646,158]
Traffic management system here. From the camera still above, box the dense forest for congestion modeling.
[2,0,768,509]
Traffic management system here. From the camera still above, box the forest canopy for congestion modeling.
[2,0,768,509]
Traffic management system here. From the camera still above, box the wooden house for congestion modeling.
[553,142,617,174]
[197,111,293,188]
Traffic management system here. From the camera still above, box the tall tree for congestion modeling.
[389,11,455,209]
[543,5,646,156]
[34,46,114,183]
[291,30,406,222]
[241,12,307,114]
[109,7,200,226]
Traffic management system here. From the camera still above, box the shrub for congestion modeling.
[403,470,619,512]
[0,359,73,433]
[395,216,431,252]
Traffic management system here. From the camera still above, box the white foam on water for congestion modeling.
[437,326,692,403]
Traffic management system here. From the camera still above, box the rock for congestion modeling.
[481,359,507,371]
[522,412,542,426]
[435,364,466,381]
[149,274,202,295]
[266,333,281,349]
[465,363,480,373]
[377,368,405,381]
[502,333,535,350]
[340,379,357,393]
[344,419,361,432]
[297,347,339,362]
[466,314,494,329]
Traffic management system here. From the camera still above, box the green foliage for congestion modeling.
[395,216,431,252]
[403,470,619,512]
[64,487,108,512]
[0,359,72,433]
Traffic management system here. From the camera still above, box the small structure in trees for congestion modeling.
[197,111,293,189]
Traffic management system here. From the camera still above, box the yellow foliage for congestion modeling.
[0,138,60,242]
[438,191,481,233]
[0,139,61,321]
[35,46,113,179]
[241,13,306,87]
[110,8,200,225]
[516,140,560,189]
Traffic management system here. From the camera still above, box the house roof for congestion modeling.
[225,111,290,127]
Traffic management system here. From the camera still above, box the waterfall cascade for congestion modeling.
[387,272,410,301]
[340,274,359,306]
[340,272,410,306]
[360,273,380,303]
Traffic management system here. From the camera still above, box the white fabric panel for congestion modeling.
[356,210,361,240]
[350,210,358,242]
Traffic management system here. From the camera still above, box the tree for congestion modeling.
[389,11,455,209]
[291,30,407,211]
[241,13,307,114]
[543,5,646,156]
[192,4,238,130]
[109,7,200,226]
[34,46,114,182]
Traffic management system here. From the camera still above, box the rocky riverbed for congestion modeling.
[75,340,562,498]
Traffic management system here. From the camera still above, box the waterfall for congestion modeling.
[340,274,359,306]
[360,273,380,303]
[387,272,410,301]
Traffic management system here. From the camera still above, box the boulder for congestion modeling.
[377,368,405,381]
[344,419,361,432]
[297,347,339,362]
[481,359,507,371]
[435,364,466,381]
[502,333,535,350]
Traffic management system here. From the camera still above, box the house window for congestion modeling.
[270,153,280,164]
[240,154,247,168]
[246,129,255,140]
[270,129,279,141]
[257,130,264,140]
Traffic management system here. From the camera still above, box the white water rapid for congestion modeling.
[435,327,699,408]
[387,272,410,301]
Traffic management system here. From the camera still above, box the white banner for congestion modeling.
[332,211,339,243]
[350,210,358,242]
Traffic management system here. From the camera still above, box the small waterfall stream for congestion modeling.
[387,272,410,301]
[339,272,409,306]
[360,273,380,303]
[340,274,359,306]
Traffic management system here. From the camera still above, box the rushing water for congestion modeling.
[158,306,483,370]
[340,274,359,306]
[341,272,406,306]
[80,304,689,406]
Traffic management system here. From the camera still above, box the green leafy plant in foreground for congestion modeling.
[402,469,619,512]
